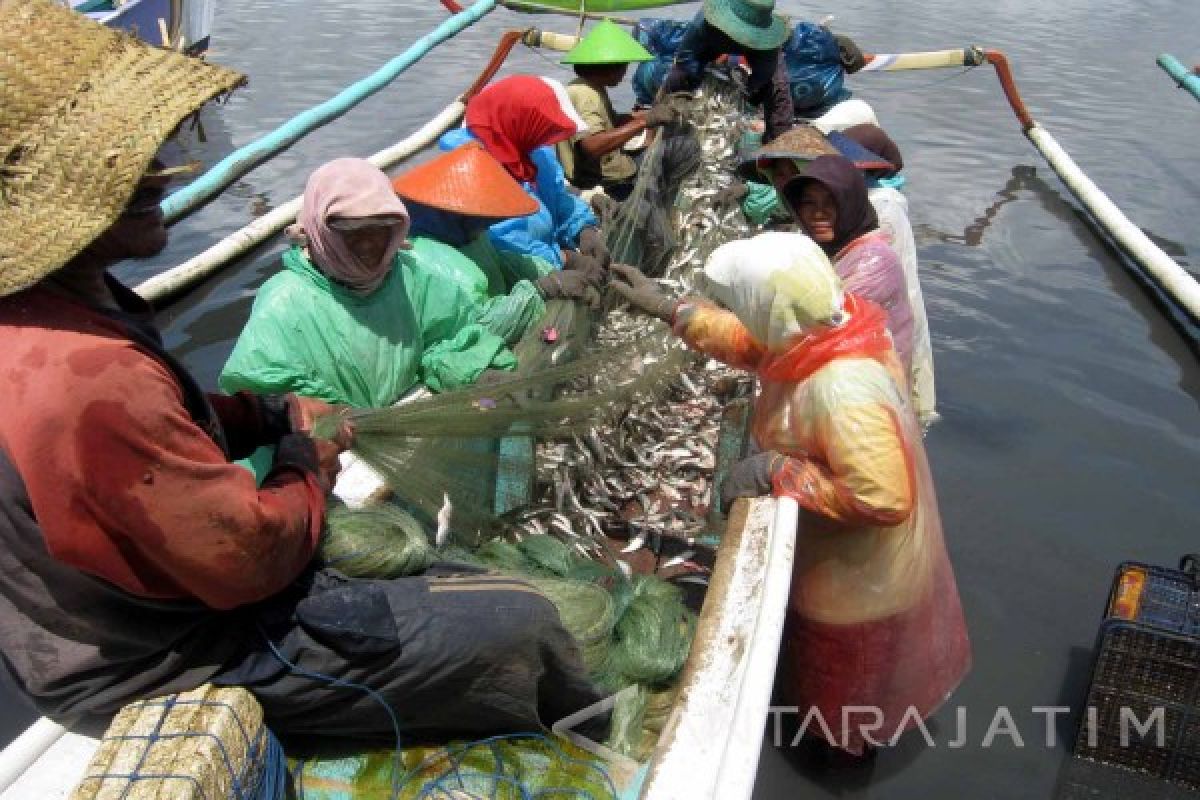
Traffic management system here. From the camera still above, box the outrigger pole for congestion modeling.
[862,47,1200,324]
[1157,53,1200,105]
[138,103,466,304]
[137,25,538,305]
[157,0,498,225]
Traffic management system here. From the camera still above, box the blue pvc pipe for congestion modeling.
[161,0,497,223]
[1157,53,1200,104]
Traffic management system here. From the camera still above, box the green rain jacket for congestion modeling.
[220,244,517,407]
[430,234,552,345]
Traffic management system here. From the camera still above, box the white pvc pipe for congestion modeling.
[135,100,466,305]
[1026,123,1200,321]
[528,29,580,52]
[713,496,798,799]
[0,718,68,794]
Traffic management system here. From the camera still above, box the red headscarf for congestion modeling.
[464,75,586,184]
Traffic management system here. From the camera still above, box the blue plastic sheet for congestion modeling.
[630,17,852,114]
[632,17,691,105]
[782,22,851,114]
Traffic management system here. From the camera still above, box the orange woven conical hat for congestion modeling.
[391,142,538,218]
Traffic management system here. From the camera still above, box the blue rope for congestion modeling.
[401,733,618,800]
[259,626,406,800]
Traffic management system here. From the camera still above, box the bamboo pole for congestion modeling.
[858,46,1199,322]
[159,0,496,225]
[137,102,465,305]
[859,47,985,73]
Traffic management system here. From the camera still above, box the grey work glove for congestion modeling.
[577,226,612,268]
[610,263,676,322]
[642,101,678,128]
[713,181,748,207]
[590,192,622,223]
[720,450,787,512]
[562,250,608,286]
[536,270,602,308]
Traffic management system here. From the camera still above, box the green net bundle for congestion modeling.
[606,685,648,762]
[642,685,678,736]
[318,504,435,579]
[530,578,616,673]
[319,524,697,759]
[468,535,696,758]
[598,575,695,690]
[292,733,617,799]
[516,533,578,577]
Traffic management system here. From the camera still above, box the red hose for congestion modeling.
[984,50,1034,130]
[862,50,1034,131]
[439,0,464,12]
[462,30,525,101]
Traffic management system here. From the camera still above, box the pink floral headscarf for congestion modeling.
[291,158,411,294]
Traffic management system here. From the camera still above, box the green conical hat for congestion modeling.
[562,19,654,65]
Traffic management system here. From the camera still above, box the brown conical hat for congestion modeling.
[0,0,246,297]
[391,142,539,219]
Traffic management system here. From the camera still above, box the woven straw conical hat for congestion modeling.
[391,142,538,219]
[0,0,245,297]
[736,124,838,180]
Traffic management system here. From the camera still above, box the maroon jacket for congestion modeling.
[0,278,324,717]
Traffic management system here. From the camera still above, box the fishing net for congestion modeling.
[291,734,617,800]
[504,72,756,562]
[516,533,578,577]
[313,334,686,544]
[530,577,617,673]
[288,74,753,795]
[597,575,694,690]
[318,503,436,579]
[604,684,648,761]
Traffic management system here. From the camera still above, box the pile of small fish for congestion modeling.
[503,74,758,581]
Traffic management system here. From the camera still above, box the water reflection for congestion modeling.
[919,165,1200,400]
[915,165,1036,248]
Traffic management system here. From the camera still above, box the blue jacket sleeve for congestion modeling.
[437,127,473,152]
[486,212,566,268]
[531,146,596,250]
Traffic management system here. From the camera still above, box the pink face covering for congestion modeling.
[293,158,411,295]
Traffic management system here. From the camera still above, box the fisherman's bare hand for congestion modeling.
[713,181,748,207]
[562,250,608,286]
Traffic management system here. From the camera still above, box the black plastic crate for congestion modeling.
[1071,556,1200,792]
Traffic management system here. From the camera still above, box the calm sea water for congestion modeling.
[6,1,1200,797]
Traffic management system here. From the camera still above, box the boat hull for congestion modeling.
[74,0,213,53]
